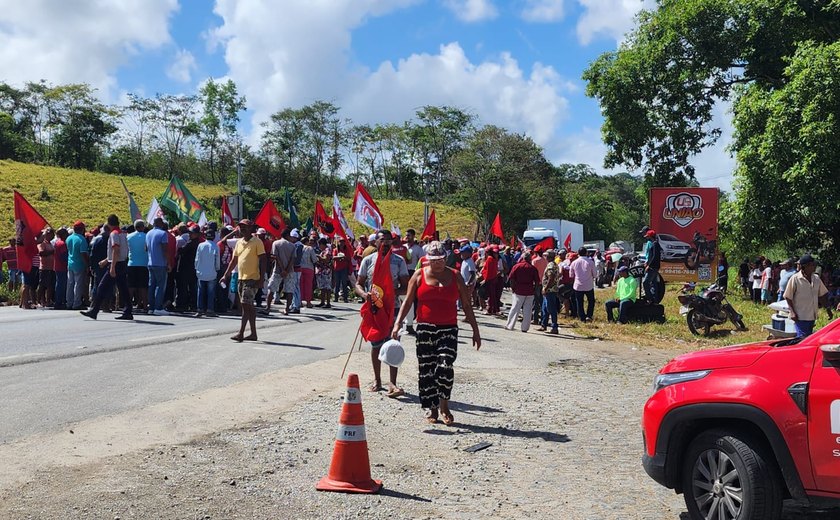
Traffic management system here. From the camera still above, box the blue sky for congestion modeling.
[0,0,735,188]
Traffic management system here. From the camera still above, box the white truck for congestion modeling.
[522,219,584,251]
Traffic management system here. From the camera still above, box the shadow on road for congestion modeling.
[423,423,570,443]
[257,341,325,350]
[380,487,432,503]
[130,320,175,326]
[448,401,505,415]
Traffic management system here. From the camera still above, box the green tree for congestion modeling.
[448,126,551,238]
[198,79,246,184]
[583,0,840,258]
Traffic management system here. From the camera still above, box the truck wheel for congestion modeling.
[681,429,782,520]
[686,310,709,336]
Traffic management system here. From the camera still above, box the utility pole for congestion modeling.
[235,145,243,220]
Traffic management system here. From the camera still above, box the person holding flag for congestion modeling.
[354,229,409,398]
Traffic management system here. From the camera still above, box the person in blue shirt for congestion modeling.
[145,217,170,315]
[126,220,149,313]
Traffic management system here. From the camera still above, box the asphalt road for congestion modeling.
[0,304,360,443]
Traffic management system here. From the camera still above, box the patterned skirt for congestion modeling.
[415,323,458,410]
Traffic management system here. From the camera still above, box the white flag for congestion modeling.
[390,222,401,238]
[332,192,355,241]
[146,198,164,223]
[197,211,208,228]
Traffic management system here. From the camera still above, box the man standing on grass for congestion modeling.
[223,219,266,342]
[605,266,638,324]
[784,254,828,338]
[642,229,662,302]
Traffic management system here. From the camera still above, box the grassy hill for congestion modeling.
[0,160,476,240]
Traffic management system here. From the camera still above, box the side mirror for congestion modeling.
[820,344,840,362]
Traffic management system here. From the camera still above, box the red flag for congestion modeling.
[13,191,49,274]
[421,209,436,241]
[509,235,516,249]
[332,207,347,239]
[534,236,555,251]
[314,200,335,237]
[359,246,395,343]
[488,212,504,239]
[254,199,286,238]
[563,232,572,251]
[221,197,233,227]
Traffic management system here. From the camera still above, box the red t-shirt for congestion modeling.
[333,254,350,271]
[0,246,16,270]
[53,239,68,272]
[391,243,409,261]
[482,255,498,281]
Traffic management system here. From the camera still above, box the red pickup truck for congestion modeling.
[643,318,840,519]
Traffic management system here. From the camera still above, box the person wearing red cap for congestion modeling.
[66,221,89,310]
[642,229,662,301]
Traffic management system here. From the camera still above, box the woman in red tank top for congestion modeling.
[393,241,481,425]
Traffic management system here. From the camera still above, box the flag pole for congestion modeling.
[340,322,363,379]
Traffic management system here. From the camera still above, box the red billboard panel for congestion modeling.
[649,188,719,283]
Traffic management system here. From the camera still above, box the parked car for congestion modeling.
[642,318,840,519]
[657,233,692,260]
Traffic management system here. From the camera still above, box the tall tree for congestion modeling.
[198,79,246,184]
[150,93,200,177]
[583,0,840,257]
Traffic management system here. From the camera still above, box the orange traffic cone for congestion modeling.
[316,373,382,494]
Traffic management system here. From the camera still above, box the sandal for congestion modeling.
[425,409,439,424]
[441,411,455,426]
[368,383,384,392]
[386,387,405,399]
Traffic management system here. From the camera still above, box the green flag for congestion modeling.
[160,176,204,223]
[120,178,143,222]
[285,188,301,229]
[303,216,314,235]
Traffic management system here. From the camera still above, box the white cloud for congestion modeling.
[443,0,498,22]
[347,44,568,145]
[575,0,654,45]
[520,0,565,23]
[167,49,198,84]
[0,0,178,96]
[210,0,572,148]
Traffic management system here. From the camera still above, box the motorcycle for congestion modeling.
[684,229,717,270]
[678,278,746,336]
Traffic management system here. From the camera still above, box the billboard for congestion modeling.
[649,188,719,283]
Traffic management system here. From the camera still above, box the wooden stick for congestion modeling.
[340,323,363,379]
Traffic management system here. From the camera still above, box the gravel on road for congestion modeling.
[1,309,836,519]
